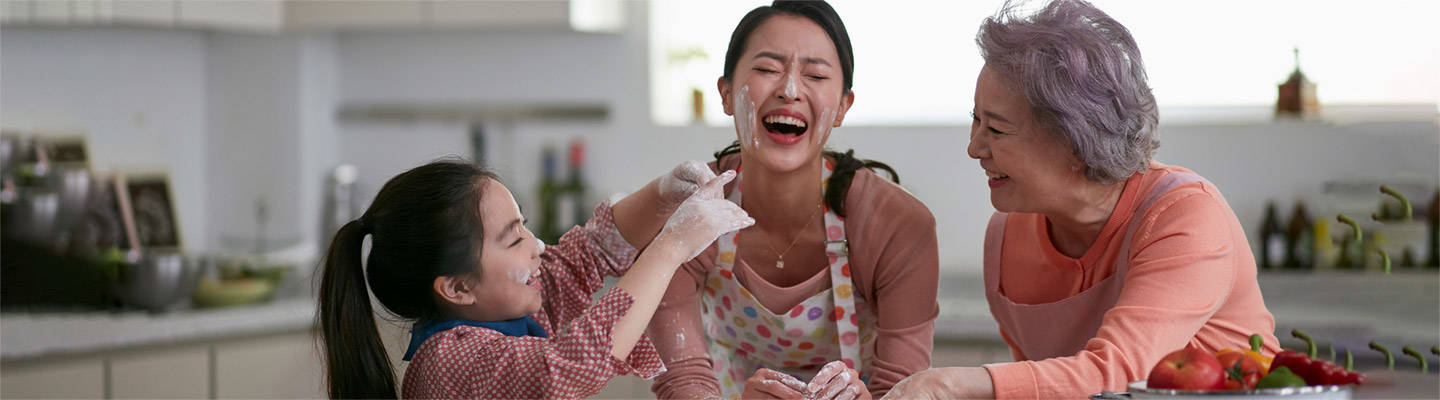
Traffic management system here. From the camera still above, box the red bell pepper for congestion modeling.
[1269,330,1367,386]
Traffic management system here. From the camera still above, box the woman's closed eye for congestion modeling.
[971,112,1006,135]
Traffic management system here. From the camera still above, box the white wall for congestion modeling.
[6,3,1436,272]
[206,32,341,261]
[1,27,210,252]
[332,4,1440,272]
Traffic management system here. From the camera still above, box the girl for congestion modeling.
[316,160,753,399]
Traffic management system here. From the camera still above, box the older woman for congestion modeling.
[610,1,939,398]
[888,1,1278,398]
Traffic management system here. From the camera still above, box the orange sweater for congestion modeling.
[984,163,1279,399]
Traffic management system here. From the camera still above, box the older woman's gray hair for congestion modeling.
[977,0,1159,184]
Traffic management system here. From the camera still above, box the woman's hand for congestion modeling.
[806,361,870,400]
[652,170,753,262]
[740,368,809,399]
[883,367,992,400]
[657,160,719,215]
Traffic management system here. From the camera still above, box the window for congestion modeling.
[650,0,1439,126]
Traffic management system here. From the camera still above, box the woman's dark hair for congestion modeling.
[714,144,897,218]
[717,0,896,217]
[315,160,497,399]
[722,0,854,93]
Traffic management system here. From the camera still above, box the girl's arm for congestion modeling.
[405,289,665,399]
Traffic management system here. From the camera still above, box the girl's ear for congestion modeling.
[433,275,477,306]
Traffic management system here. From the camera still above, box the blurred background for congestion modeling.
[1,0,1436,398]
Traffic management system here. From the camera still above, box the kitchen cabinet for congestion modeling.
[0,356,105,399]
[1,0,619,32]
[426,0,569,29]
[1,0,281,32]
[282,0,424,29]
[110,0,175,27]
[1,331,325,399]
[177,0,282,31]
[213,333,325,399]
[109,346,209,399]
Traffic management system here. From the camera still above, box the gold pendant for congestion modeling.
[776,259,785,269]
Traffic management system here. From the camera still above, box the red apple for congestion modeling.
[1148,347,1226,390]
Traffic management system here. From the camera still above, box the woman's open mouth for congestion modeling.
[986,170,1011,188]
[761,110,808,146]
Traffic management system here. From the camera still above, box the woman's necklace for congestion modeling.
[756,202,824,269]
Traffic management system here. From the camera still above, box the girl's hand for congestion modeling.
[657,160,719,215]
[807,361,870,400]
[653,170,753,262]
[741,368,808,399]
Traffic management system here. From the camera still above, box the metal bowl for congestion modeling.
[1116,380,1353,400]
[3,190,62,244]
[111,252,205,312]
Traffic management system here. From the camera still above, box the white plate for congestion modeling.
[1123,380,1353,400]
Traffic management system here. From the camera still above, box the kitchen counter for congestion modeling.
[5,270,1433,361]
[1,298,316,361]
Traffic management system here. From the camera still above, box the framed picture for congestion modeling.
[25,132,90,169]
[67,173,131,254]
[122,172,181,251]
[44,136,88,166]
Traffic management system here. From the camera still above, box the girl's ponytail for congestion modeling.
[317,218,398,399]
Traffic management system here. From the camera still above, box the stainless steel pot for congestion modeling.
[111,252,204,312]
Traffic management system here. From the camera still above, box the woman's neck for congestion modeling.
[1044,178,1127,258]
[738,154,825,233]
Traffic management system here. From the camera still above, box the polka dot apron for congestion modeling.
[700,160,876,397]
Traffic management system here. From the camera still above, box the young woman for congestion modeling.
[612,1,940,398]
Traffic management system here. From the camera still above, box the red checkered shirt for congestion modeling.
[401,202,666,399]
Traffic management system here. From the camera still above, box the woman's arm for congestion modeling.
[612,178,669,250]
[647,257,724,399]
[862,203,941,397]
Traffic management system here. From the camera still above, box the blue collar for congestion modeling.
[401,316,547,361]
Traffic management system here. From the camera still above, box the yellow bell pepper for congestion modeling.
[1218,334,1274,376]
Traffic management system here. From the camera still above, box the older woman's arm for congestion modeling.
[978,187,1275,399]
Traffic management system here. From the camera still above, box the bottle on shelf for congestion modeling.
[1428,190,1438,269]
[564,137,589,234]
[1312,218,1334,269]
[1283,200,1314,270]
[1259,201,1286,270]
[1400,246,1417,269]
[537,145,563,244]
[1334,235,1357,270]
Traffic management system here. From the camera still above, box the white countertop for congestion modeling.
[1,298,316,361]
